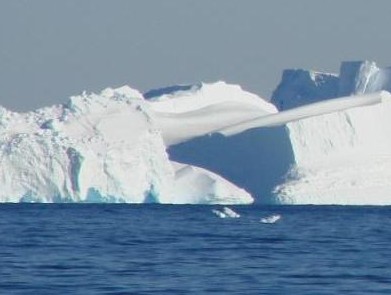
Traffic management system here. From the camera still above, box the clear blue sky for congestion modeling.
[1,0,391,111]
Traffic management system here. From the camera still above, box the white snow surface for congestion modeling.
[0,85,253,204]
[146,81,277,145]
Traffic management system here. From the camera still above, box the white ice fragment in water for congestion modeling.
[260,214,281,224]
[212,209,227,218]
[223,207,240,218]
[212,207,240,218]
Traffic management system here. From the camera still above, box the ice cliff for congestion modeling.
[268,61,391,204]
[274,91,391,205]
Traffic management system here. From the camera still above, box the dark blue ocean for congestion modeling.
[0,204,390,294]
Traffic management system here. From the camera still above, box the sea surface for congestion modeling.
[0,204,390,294]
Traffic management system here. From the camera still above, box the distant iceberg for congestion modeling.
[271,60,391,110]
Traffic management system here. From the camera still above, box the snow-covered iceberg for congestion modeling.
[266,61,391,204]
[274,91,391,205]
[217,89,391,204]
[0,85,252,204]
[4,60,391,206]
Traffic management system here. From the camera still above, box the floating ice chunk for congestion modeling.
[260,214,281,224]
[212,209,227,218]
[223,207,240,218]
[212,207,240,218]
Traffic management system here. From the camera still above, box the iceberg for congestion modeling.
[0,85,252,204]
[267,61,391,204]
[4,60,391,205]
[224,89,391,205]
[274,91,391,205]
[160,78,391,205]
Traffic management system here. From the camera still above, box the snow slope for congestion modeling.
[0,86,252,204]
[146,81,277,145]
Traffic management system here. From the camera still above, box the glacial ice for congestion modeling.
[267,61,391,204]
[3,60,391,205]
[0,85,253,204]
[274,91,391,205]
